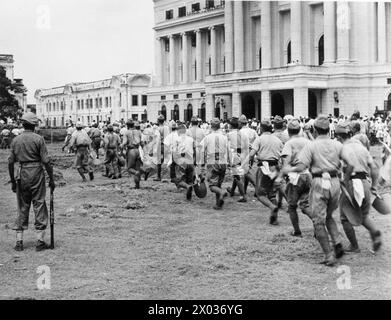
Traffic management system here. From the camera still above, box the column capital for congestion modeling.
[180,32,187,37]
[194,29,201,34]
[168,34,174,39]
[208,26,216,31]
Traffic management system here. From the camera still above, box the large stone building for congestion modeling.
[0,54,27,112]
[35,74,151,127]
[148,0,391,122]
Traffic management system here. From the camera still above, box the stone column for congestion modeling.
[234,0,244,72]
[169,35,176,85]
[378,1,386,63]
[294,87,309,117]
[323,1,336,63]
[232,91,241,117]
[261,1,272,69]
[291,1,302,64]
[210,26,217,75]
[155,37,163,86]
[336,2,350,63]
[195,29,203,82]
[205,93,214,121]
[224,0,234,73]
[181,32,189,83]
[261,90,271,119]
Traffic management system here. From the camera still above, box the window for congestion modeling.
[142,95,147,106]
[287,41,291,64]
[192,3,200,12]
[186,93,192,99]
[178,6,186,17]
[165,9,174,20]
[200,92,206,97]
[191,33,196,47]
[165,39,170,52]
[206,0,215,9]
[173,94,179,99]
[132,114,138,121]
[160,105,167,120]
[119,93,122,106]
[318,35,324,66]
[208,57,211,75]
[81,100,84,110]
[132,95,138,106]
[207,30,211,45]
[161,95,166,101]
[105,97,109,108]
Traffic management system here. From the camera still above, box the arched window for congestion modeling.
[215,102,221,119]
[208,57,211,75]
[287,41,291,64]
[259,47,262,69]
[199,103,206,122]
[386,93,391,110]
[173,104,179,121]
[318,35,324,65]
[187,104,193,121]
[160,105,167,120]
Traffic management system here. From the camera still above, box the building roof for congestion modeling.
[35,73,151,98]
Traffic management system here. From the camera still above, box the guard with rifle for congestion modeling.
[8,112,56,252]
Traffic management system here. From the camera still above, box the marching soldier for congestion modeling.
[250,119,283,225]
[280,119,314,237]
[272,116,289,144]
[282,115,345,266]
[164,122,179,183]
[62,123,75,152]
[69,122,94,182]
[121,120,143,188]
[154,115,170,181]
[103,124,121,180]
[89,122,102,158]
[173,123,195,200]
[8,112,55,252]
[335,122,382,253]
[350,120,370,151]
[200,118,230,210]
[227,117,250,203]
[239,115,257,196]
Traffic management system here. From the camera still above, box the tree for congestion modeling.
[0,65,25,122]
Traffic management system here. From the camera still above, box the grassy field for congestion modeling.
[0,143,390,300]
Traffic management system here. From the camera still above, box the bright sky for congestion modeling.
[0,0,155,104]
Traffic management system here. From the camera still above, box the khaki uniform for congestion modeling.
[298,136,342,235]
[104,132,121,177]
[8,130,50,231]
[252,132,283,202]
[281,136,314,226]
[200,131,229,188]
[122,129,142,175]
[173,134,195,186]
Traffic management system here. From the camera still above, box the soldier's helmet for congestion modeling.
[107,124,114,132]
[126,119,134,127]
[21,112,39,126]
[157,114,165,122]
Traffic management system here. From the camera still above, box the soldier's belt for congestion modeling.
[350,172,367,180]
[19,161,42,168]
[312,171,338,178]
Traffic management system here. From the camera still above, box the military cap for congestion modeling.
[21,112,39,126]
[230,117,239,125]
[261,119,272,128]
[191,116,198,122]
[335,122,351,134]
[107,124,114,131]
[171,122,178,129]
[314,115,330,130]
[76,121,83,128]
[157,114,165,121]
[126,119,134,126]
[288,118,301,131]
[273,115,284,124]
[134,121,140,128]
[239,115,248,124]
[210,118,220,128]
[178,123,187,131]
[284,115,294,122]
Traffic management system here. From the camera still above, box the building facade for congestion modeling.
[35,74,151,127]
[148,0,391,122]
[0,54,28,112]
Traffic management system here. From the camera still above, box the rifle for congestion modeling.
[50,188,55,249]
